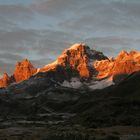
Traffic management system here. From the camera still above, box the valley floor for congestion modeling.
[0,125,140,140]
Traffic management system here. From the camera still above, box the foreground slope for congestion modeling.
[0,71,139,139]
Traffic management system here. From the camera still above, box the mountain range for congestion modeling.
[0,43,140,140]
[0,43,140,89]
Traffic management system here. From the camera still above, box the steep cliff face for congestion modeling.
[94,50,140,79]
[0,73,10,88]
[39,43,107,78]
[13,59,37,82]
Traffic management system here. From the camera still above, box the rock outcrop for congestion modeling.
[0,73,10,88]
[94,50,140,80]
[13,59,37,82]
[39,43,107,78]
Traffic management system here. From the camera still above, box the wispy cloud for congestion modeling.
[0,0,140,75]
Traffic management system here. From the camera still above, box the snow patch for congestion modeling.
[61,78,82,89]
[88,79,114,90]
[61,77,114,90]
[68,43,85,50]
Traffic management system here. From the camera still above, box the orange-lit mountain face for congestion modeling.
[0,59,37,88]
[0,73,10,88]
[0,43,140,88]
[38,43,107,78]
[94,50,140,80]
[13,59,37,82]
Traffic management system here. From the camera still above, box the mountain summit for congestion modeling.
[0,43,140,89]
[39,43,107,78]
[13,59,37,82]
[0,73,10,88]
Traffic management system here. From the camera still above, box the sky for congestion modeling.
[0,0,140,75]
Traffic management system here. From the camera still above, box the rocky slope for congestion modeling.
[0,71,140,139]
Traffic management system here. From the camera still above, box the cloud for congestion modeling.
[0,0,33,5]
[31,0,83,17]
[0,4,35,30]
[59,0,140,33]
[0,53,23,61]
[0,29,39,53]
[85,36,140,56]
[0,0,140,75]
[0,60,14,76]
[0,29,82,74]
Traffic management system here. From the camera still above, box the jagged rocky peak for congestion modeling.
[1,43,140,89]
[13,59,37,82]
[94,50,140,80]
[58,43,107,64]
[58,43,92,78]
[117,50,128,59]
[0,73,10,88]
[40,43,108,78]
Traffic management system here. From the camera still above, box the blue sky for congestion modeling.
[0,0,140,75]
